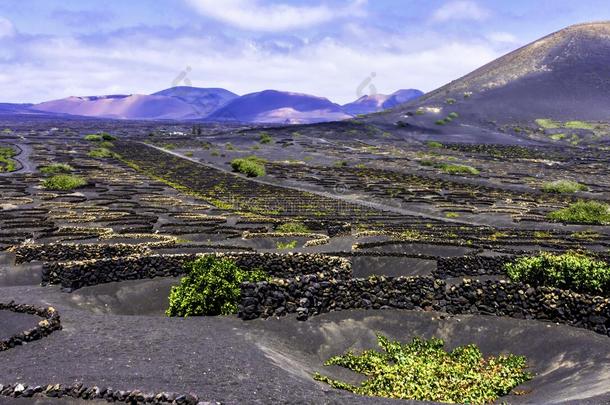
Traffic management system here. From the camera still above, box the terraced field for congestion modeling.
[0,118,609,404]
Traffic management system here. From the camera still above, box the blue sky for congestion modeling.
[0,0,609,103]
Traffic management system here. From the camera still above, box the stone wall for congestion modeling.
[240,276,610,337]
[0,302,62,352]
[42,252,351,291]
[434,255,513,278]
[239,276,443,320]
[0,382,202,404]
[9,243,150,264]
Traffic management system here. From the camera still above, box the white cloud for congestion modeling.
[0,27,505,104]
[184,0,366,32]
[488,31,519,44]
[0,17,15,39]
[431,1,490,23]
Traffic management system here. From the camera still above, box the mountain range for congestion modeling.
[2,87,422,124]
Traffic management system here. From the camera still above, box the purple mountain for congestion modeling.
[32,94,201,120]
[152,87,238,117]
[342,89,423,115]
[207,90,352,124]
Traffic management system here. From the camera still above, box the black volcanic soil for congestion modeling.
[1,284,609,405]
[0,310,40,340]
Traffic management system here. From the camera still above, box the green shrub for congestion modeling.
[445,98,456,105]
[542,180,587,193]
[40,163,74,174]
[548,200,610,224]
[333,160,348,168]
[42,174,87,190]
[84,134,103,142]
[166,256,268,317]
[101,133,116,141]
[0,146,16,172]
[87,148,116,159]
[447,112,459,119]
[259,132,273,144]
[535,118,560,129]
[276,240,298,250]
[231,157,266,177]
[505,251,610,296]
[565,121,595,130]
[439,163,479,175]
[426,141,443,148]
[276,222,311,233]
[435,119,447,126]
[314,334,531,404]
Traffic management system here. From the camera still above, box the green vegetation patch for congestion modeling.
[40,163,74,174]
[541,180,588,193]
[42,174,87,191]
[548,200,610,225]
[506,251,610,296]
[231,156,266,177]
[276,240,298,250]
[565,121,595,130]
[166,256,268,317]
[426,141,443,148]
[314,335,531,404]
[84,134,103,142]
[438,163,479,175]
[0,146,17,172]
[535,118,560,129]
[88,148,116,159]
[259,132,273,144]
[276,222,311,234]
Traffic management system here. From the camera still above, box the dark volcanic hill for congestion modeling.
[374,22,610,129]
[208,90,351,124]
[152,87,238,117]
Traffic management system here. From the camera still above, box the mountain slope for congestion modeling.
[32,94,201,120]
[207,90,352,124]
[152,87,238,117]
[375,22,610,130]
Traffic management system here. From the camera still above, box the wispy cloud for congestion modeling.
[431,1,490,23]
[0,17,15,39]
[50,8,114,28]
[184,0,367,32]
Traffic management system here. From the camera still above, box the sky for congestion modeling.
[0,0,609,104]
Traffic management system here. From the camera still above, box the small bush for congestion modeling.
[548,200,610,225]
[314,334,531,404]
[101,133,116,141]
[88,148,116,159]
[333,160,348,168]
[535,118,560,129]
[84,134,103,142]
[505,251,610,296]
[40,163,74,174]
[42,174,87,190]
[445,98,456,105]
[276,240,297,250]
[439,163,479,175]
[542,180,587,193]
[259,132,273,144]
[447,112,459,119]
[166,256,268,317]
[565,121,595,130]
[276,222,311,233]
[231,157,266,177]
[435,119,447,126]
[426,141,443,148]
